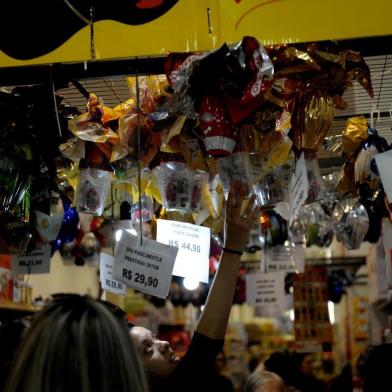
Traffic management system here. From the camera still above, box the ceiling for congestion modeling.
[53,53,392,177]
[57,53,392,146]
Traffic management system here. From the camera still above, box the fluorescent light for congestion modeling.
[289,309,295,321]
[328,301,335,324]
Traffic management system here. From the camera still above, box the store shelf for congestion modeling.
[0,301,41,314]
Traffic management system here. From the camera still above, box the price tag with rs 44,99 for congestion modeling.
[156,219,210,283]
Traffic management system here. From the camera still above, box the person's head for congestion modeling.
[5,294,147,392]
[359,343,392,392]
[295,353,314,376]
[264,351,297,386]
[0,320,27,391]
[130,326,180,379]
[245,370,286,392]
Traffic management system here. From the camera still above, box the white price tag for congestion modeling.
[11,246,51,275]
[263,244,305,273]
[113,232,178,299]
[289,153,309,225]
[156,220,210,283]
[100,253,127,295]
[246,271,285,307]
[375,150,392,202]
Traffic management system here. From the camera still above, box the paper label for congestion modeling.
[100,253,127,295]
[246,271,285,307]
[156,220,210,283]
[289,153,309,225]
[113,232,177,299]
[375,150,392,203]
[263,244,304,273]
[11,246,51,275]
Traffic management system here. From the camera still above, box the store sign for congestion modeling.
[263,244,305,273]
[375,149,392,203]
[156,219,210,283]
[100,253,127,296]
[3,0,391,67]
[113,232,177,299]
[246,271,285,307]
[11,246,51,275]
[289,153,308,225]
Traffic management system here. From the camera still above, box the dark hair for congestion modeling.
[265,351,298,386]
[0,320,27,390]
[5,294,147,392]
[360,343,392,392]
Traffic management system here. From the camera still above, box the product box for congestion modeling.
[0,254,13,301]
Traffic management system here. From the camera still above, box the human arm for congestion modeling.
[195,186,259,340]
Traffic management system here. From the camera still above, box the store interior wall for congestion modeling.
[29,251,99,300]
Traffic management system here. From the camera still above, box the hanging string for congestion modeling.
[376,54,389,109]
[263,228,268,274]
[135,59,144,247]
[50,66,63,137]
[89,4,96,61]
[63,0,90,24]
[111,183,115,256]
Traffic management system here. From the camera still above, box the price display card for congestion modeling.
[113,232,178,299]
[263,244,305,274]
[11,246,51,275]
[100,253,127,295]
[246,271,285,307]
[289,153,309,225]
[375,149,392,202]
[156,219,210,283]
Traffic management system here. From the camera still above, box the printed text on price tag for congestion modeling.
[156,220,210,283]
[113,232,178,299]
[100,253,127,295]
[246,271,285,307]
[11,246,51,276]
[263,244,305,273]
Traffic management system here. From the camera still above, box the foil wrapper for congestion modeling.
[342,116,368,156]
[332,198,369,250]
[291,203,334,248]
[291,87,334,151]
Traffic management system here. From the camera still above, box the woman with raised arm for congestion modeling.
[130,186,259,392]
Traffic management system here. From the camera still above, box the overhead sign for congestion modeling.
[1,0,391,67]
[113,231,177,299]
[156,219,210,283]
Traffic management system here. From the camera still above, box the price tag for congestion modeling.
[156,220,210,283]
[100,253,127,295]
[246,271,285,307]
[11,246,51,276]
[289,153,308,225]
[113,232,178,299]
[375,150,392,202]
[263,244,305,273]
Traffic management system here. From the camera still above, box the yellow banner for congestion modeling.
[0,0,391,68]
